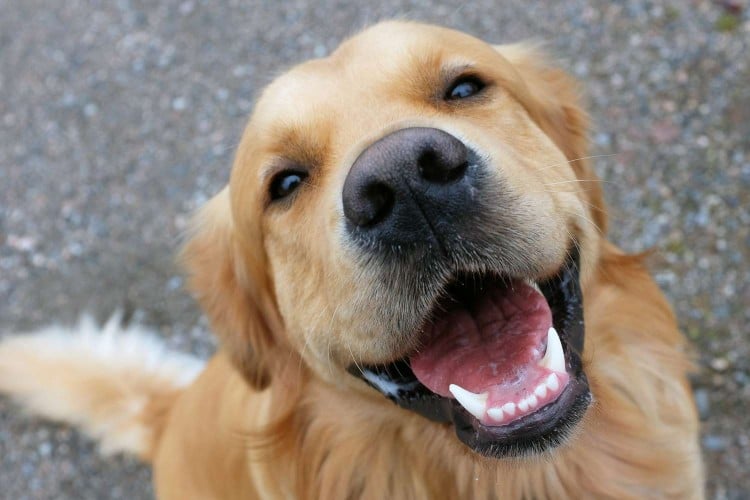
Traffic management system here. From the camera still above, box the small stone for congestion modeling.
[313,44,327,58]
[171,97,188,111]
[232,65,251,78]
[610,73,624,88]
[7,234,36,252]
[702,435,728,452]
[594,133,611,146]
[38,442,52,457]
[693,388,710,420]
[178,1,194,15]
[710,357,730,372]
[166,276,182,291]
[83,102,98,117]
[650,120,679,144]
[718,0,744,15]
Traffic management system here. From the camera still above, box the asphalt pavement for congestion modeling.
[1,0,748,498]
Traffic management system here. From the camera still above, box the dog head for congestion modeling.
[183,21,606,458]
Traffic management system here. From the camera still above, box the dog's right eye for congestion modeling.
[269,170,308,201]
[445,75,485,100]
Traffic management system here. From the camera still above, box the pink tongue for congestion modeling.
[410,280,552,397]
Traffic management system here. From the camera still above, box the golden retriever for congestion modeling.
[0,21,704,499]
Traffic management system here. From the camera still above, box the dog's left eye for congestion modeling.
[269,170,308,201]
[445,76,485,100]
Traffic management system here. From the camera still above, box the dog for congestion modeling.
[0,21,704,499]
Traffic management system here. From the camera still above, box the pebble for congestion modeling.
[171,97,188,111]
[703,435,729,452]
[711,357,731,372]
[694,388,711,420]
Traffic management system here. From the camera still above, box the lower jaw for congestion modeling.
[348,248,590,458]
[453,373,591,458]
[354,356,590,458]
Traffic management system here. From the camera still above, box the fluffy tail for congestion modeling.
[0,314,205,461]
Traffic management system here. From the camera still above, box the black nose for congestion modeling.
[342,127,475,246]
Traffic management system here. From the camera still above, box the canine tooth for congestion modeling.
[538,327,566,373]
[534,384,548,398]
[487,408,504,421]
[449,384,488,420]
[527,280,543,294]
[518,399,530,412]
[546,373,560,391]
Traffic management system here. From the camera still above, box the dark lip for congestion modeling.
[348,247,591,458]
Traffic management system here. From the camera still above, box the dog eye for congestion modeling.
[269,170,308,201]
[445,76,485,100]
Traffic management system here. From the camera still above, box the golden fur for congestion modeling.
[0,22,703,499]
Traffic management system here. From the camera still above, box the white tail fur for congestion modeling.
[0,314,205,459]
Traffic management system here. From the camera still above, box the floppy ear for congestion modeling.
[180,187,279,389]
[496,44,607,233]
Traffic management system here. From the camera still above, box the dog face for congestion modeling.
[184,22,606,458]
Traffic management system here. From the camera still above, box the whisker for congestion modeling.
[543,178,617,186]
[324,303,343,377]
[576,214,604,237]
[528,188,604,195]
[571,197,608,215]
[345,338,364,376]
[557,208,606,238]
[536,153,618,172]
[300,306,330,373]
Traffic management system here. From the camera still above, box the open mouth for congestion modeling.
[349,249,591,458]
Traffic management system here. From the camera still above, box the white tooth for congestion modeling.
[449,384,488,420]
[487,408,504,422]
[534,383,548,398]
[518,399,530,412]
[538,327,566,373]
[546,373,560,391]
[501,402,516,417]
[527,394,538,409]
[525,278,543,295]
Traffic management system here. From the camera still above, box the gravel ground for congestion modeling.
[1,0,748,498]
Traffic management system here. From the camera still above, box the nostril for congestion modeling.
[363,182,395,226]
[418,149,469,184]
[346,182,395,227]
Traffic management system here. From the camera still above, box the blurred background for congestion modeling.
[0,0,748,498]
